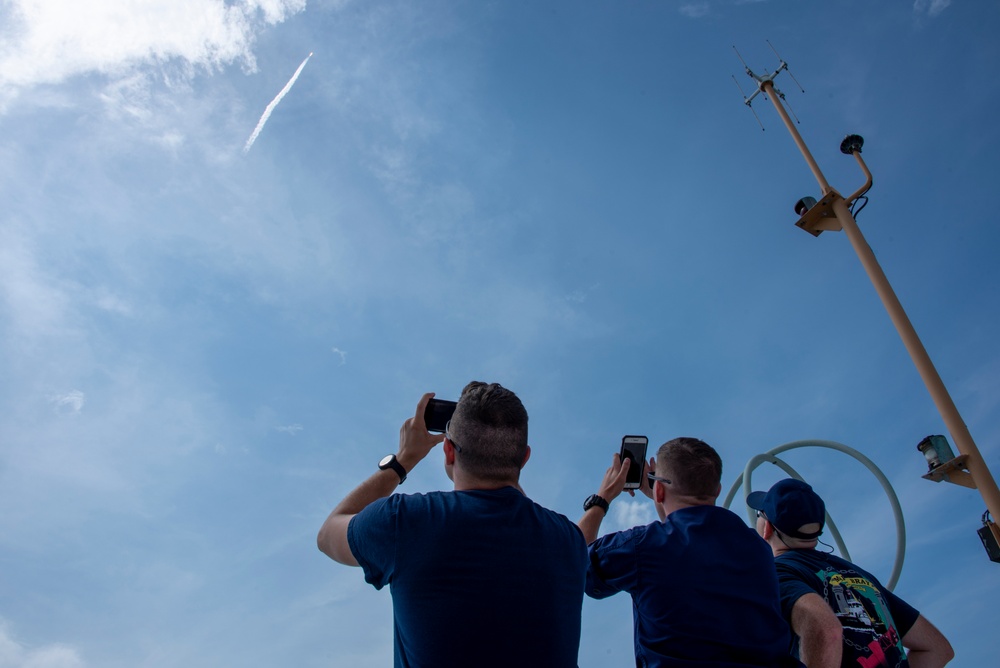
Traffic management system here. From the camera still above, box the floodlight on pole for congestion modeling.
[734,44,1000,561]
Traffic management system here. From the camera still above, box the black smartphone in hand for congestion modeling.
[424,399,457,433]
[619,435,649,490]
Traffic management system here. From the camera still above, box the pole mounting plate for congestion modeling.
[922,454,976,489]
[794,192,843,237]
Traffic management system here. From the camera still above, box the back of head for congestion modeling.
[448,381,528,483]
[656,437,722,501]
[746,478,826,547]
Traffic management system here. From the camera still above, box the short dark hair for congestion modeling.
[656,437,722,499]
[448,381,528,482]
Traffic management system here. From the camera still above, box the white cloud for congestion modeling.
[678,2,710,19]
[331,347,347,365]
[606,497,657,534]
[0,622,85,668]
[49,390,85,414]
[0,228,71,340]
[275,423,303,435]
[913,0,952,17]
[0,0,307,107]
[92,292,132,316]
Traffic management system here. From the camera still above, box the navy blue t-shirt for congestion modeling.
[587,505,800,668]
[775,550,919,667]
[348,486,588,668]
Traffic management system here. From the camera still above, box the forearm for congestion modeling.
[317,467,403,565]
[578,454,632,542]
[907,649,953,668]
[791,593,844,668]
[577,507,607,545]
[798,635,842,668]
[333,467,403,515]
[318,392,443,566]
[903,616,954,668]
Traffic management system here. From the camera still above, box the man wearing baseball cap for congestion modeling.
[747,479,953,668]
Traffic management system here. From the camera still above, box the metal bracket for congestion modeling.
[794,192,843,237]
[922,454,976,489]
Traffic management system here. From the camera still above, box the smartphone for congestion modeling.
[424,399,457,433]
[619,435,649,490]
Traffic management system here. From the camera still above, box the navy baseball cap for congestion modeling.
[746,479,825,539]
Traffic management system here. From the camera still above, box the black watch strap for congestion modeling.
[378,454,407,484]
[583,493,609,514]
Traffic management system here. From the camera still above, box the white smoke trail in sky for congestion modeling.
[243,52,313,154]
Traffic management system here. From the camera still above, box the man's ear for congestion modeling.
[520,445,531,469]
[654,480,666,504]
[443,438,457,466]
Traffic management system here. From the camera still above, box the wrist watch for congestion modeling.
[583,493,609,514]
[378,454,407,484]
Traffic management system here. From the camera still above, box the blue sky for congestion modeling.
[1,0,998,666]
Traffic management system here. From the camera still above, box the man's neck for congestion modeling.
[772,542,793,557]
[771,537,817,557]
[452,473,522,493]
[661,497,716,518]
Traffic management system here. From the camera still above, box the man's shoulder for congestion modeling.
[671,503,746,526]
[775,548,823,570]
[521,493,581,523]
[595,505,750,547]
[669,505,770,546]
[775,549,876,587]
[351,490,453,526]
[516,494,587,546]
[590,519,661,557]
[400,488,582,535]
[773,550,820,585]
[777,548,855,570]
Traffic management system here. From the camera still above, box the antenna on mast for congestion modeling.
[732,42,805,128]
[783,93,802,125]
[732,75,765,130]
[767,40,805,93]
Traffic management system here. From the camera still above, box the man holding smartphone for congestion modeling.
[578,437,801,668]
[317,382,588,668]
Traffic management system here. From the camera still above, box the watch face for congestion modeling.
[379,454,395,468]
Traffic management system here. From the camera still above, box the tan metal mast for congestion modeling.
[735,45,1000,551]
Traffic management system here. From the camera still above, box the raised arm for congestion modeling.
[576,453,630,544]
[317,392,444,565]
[790,592,844,668]
[902,615,953,668]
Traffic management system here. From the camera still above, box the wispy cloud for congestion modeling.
[679,2,710,19]
[0,0,307,109]
[92,291,132,316]
[0,227,70,339]
[0,621,85,668]
[50,390,85,414]
[275,424,304,435]
[913,0,952,17]
[331,347,347,365]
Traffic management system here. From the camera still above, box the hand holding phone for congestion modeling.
[423,398,457,433]
[619,435,649,490]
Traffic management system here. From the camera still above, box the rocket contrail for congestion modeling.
[243,52,313,154]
